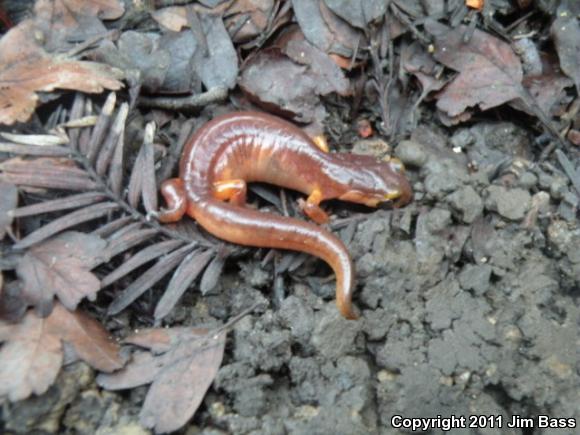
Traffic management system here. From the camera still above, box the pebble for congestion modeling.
[485,186,532,220]
[447,185,484,223]
[518,171,537,189]
[395,140,428,168]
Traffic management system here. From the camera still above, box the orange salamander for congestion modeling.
[158,111,412,319]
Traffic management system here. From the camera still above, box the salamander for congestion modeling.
[158,111,412,319]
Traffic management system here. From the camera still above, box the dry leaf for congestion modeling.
[0,309,62,401]
[425,20,524,117]
[98,327,226,433]
[0,303,121,402]
[0,21,123,125]
[35,0,125,22]
[324,0,387,28]
[551,12,580,93]
[16,231,108,316]
[293,0,362,57]
[46,303,123,373]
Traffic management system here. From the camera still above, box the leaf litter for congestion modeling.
[0,302,121,402]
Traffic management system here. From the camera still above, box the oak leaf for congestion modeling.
[98,327,226,433]
[0,303,121,402]
[425,20,524,117]
[16,231,109,316]
[0,21,123,125]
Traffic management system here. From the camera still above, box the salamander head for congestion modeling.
[336,155,413,208]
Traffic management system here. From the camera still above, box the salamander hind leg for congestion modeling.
[299,189,329,224]
[158,178,187,223]
[213,179,247,206]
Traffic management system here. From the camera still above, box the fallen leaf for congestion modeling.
[16,231,108,316]
[240,47,319,121]
[46,304,123,373]
[425,20,524,117]
[0,303,121,402]
[0,21,123,125]
[323,0,387,28]
[292,0,362,57]
[33,0,111,52]
[401,41,447,95]
[283,33,351,96]
[551,11,580,93]
[195,13,239,90]
[240,27,350,122]
[518,74,573,116]
[0,181,17,239]
[152,6,189,32]
[154,1,284,45]
[0,309,62,401]
[226,0,279,43]
[98,327,226,433]
[35,0,125,22]
[97,31,170,92]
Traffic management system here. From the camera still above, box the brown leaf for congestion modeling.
[16,232,108,315]
[0,303,121,402]
[140,332,225,432]
[226,0,280,43]
[0,310,62,401]
[0,21,124,125]
[425,20,524,117]
[98,327,226,433]
[194,13,239,90]
[551,13,580,93]
[401,41,447,95]
[283,31,351,96]
[293,0,362,57]
[239,47,324,122]
[46,304,122,372]
[516,74,574,116]
[35,0,125,22]
[152,6,189,32]
[0,181,17,239]
[324,0,387,28]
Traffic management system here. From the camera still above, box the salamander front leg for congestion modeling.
[298,189,329,224]
[213,179,247,206]
[158,178,187,223]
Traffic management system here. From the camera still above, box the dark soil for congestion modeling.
[4,119,579,435]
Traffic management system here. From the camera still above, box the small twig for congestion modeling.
[211,301,265,337]
[65,30,119,58]
[138,87,228,110]
[389,3,431,45]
